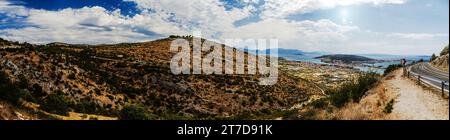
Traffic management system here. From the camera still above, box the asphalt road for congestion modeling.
[410,63,449,91]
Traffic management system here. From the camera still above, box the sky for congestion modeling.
[0,0,448,55]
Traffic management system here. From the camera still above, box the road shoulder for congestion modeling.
[335,69,449,120]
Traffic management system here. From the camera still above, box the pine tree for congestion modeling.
[430,53,437,61]
[440,45,449,56]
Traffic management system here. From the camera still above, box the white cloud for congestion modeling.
[0,0,261,44]
[2,0,447,55]
[0,4,188,44]
[126,0,361,50]
[221,19,359,51]
[124,0,257,38]
[0,1,29,17]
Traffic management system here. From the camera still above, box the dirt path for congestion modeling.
[386,70,449,120]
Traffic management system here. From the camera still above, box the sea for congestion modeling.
[243,48,431,74]
[278,53,430,74]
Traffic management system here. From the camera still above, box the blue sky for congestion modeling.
[0,0,448,55]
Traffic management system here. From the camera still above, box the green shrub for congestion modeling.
[384,64,402,76]
[68,73,76,80]
[328,92,349,108]
[310,98,328,109]
[119,104,155,120]
[17,74,29,89]
[327,72,379,108]
[73,97,98,114]
[40,91,71,116]
[0,72,22,104]
[384,99,395,113]
[122,86,145,98]
[18,89,37,103]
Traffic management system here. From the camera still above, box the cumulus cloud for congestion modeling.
[126,0,362,47]
[124,0,256,38]
[0,0,29,17]
[1,0,447,55]
[0,2,188,44]
[220,19,360,51]
[2,0,363,45]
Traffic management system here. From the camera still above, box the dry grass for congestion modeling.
[337,69,450,120]
[333,73,398,120]
[431,54,449,72]
[1,101,44,120]
[0,102,17,120]
[50,112,117,120]
[20,101,117,120]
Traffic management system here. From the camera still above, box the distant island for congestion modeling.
[315,54,377,64]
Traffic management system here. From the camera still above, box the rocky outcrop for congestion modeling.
[431,54,449,72]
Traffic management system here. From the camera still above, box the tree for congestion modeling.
[430,53,437,62]
[440,45,449,56]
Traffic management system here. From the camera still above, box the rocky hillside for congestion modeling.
[431,45,449,72]
[0,37,321,120]
[431,54,449,72]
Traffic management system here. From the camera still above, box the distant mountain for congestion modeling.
[243,48,326,57]
[315,54,376,64]
[241,48,328,63]
[243,48,305,56]
[358,54,430,61]
[243,48,431,64]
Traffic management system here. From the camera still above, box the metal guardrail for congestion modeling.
[406,67,449,97]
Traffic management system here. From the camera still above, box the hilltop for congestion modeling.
[0,37,322,120]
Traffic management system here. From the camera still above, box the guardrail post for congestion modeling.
[403,67,406,76]
[407,71,410,78]
[418,75,421,85]
[442,82,445,97]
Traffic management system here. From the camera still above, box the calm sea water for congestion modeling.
[281,53,429,74]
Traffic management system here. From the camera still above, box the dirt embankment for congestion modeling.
[431,54,449,72]
[335,69,449,120]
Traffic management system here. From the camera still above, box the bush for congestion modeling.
[350,73,378,101]
[327,72,379,108]
[119,104,155,120]
[73,97,98,114]
[68,73,76,80]
[17,74,29,89]
[328,91,350,108]
[310,98,328,109]
[384,99,395,113]
[384,64,402,76]
[18,89,37,103]
[0,72,22,104]
[122,86,144,98]
[40,91,71,116]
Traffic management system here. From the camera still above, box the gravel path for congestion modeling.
[386,70,449,120]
